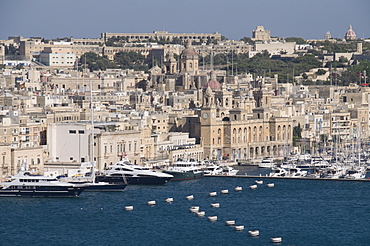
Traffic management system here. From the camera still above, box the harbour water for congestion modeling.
[1,172,370,246]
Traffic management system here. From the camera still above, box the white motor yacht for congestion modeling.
[258,158,275,168]
[344,166,366,179]
[98,157,174,185]
[221,165,239,176]
[269,167,287,177]
[0,171,85,197]
[162,158,204,181]
[203,164,223,176]
[285,167,308,178]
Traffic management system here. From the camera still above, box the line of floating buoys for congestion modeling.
[208,216,217,222]
[248,230,260,237]
[234,186,243,191]
[189,206,200,213]
[186,195,194,200]
[225,220,236,226]
[165,197,174,203]
[196,211,205,217]
[271,237,282,243]
[209,192,217,197]
[210,203,220,208]
[147,200,156,206]
[249,184,258,189]
[234,225,245,231]
[122,180,280,244]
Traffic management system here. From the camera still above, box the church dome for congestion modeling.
[345,25,356,40]
[203,71,221,91]
[181,40,198,58]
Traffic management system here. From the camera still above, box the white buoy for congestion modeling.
[211,203,220,208]
[271,237,282,243]
[196,211,205,217]
[234,186,243,191]
[189,206,200,213]
[255,180,263,184]
[124,206,134,211]
[267,183,275,187]
[208,216,218,222]
[221,189,229,194]
[209,192,217,197]
[147,200,156,206]
[234,225,245,231]
[250,184,258,189]
[225,220,236,226]
[186,195,194,200]
[248,230,260,237]
[165,197,174,203]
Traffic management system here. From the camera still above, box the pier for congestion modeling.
[205,174,370,182]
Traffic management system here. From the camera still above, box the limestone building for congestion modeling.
[252,26,271,41]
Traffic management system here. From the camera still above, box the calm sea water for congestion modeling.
[1,169,370,246]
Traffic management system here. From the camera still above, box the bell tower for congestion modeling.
[180,40,199,74]
[201,86,217,160]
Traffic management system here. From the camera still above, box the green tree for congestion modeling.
[239,37,255,45]
[285,37,306,44]
[316,69,326,75]
[5,44,20,55]
[79,52,116,71]
[114,51,148,71]
[292,124,302,147]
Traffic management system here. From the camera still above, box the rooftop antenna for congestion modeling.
[210,48,214,71]
[231,47,234,76]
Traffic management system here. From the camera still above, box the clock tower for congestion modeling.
[201,86,218,160]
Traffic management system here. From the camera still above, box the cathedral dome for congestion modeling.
[345,25,356,40]
[203,71,221,91]
[181,40,198,58]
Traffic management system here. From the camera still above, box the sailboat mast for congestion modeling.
[90,80,95,181]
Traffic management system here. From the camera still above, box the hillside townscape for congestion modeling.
[1,25,370,179]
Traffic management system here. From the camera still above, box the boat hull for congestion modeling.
[162,170,204,181]
[0,187,84,198]
[83,183,127,192]
[95,175,172,185]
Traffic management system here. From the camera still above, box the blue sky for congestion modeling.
[1,0,369,41]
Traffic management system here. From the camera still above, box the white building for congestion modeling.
[39,47,76,66]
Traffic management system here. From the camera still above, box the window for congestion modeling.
[69,130,76,134]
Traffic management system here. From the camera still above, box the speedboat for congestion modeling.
[285,167,308,178]
[221,165,239,176]
[0,171,85,197]
[321,165,346,179]
[162,158,204,181]
[258,158,275,168]
[203,164,223,176]
[343,166,366,179]
[97,158,173,185]
[269,167,287,177]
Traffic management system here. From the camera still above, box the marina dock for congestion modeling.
[205,174,370,182]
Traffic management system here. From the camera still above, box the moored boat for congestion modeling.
[163,158,204,181]
[96,157,173,185]
[258,158,275,168]
[0,171,85,197]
